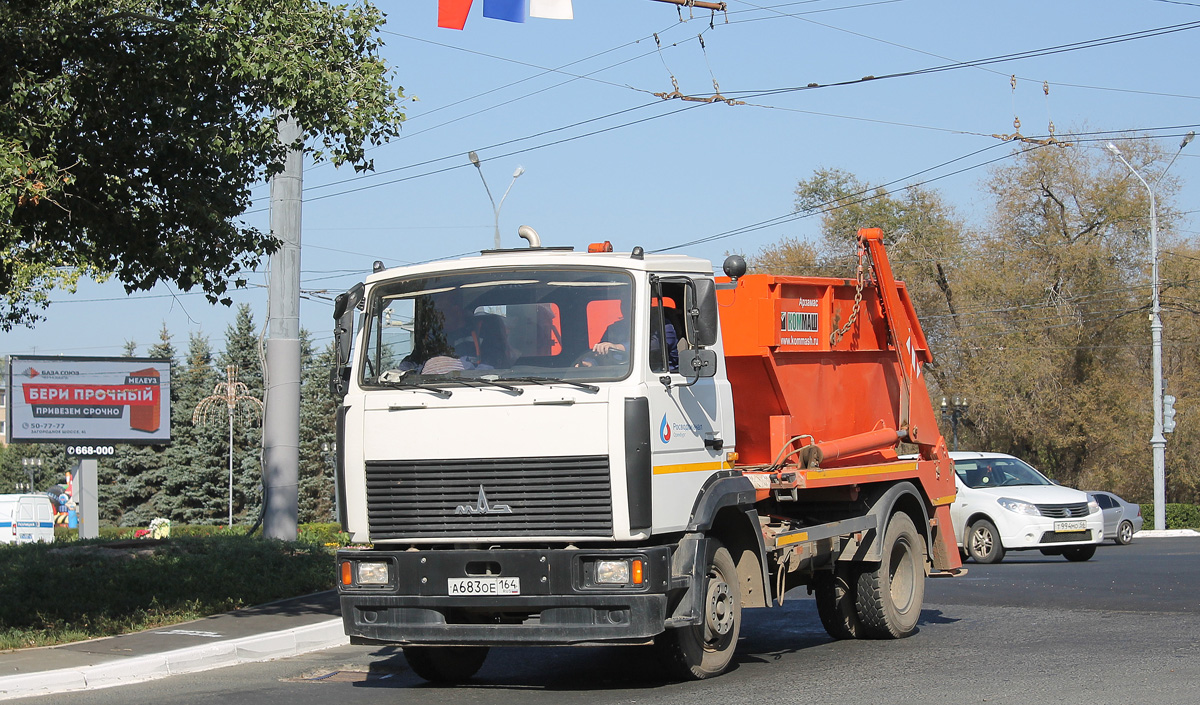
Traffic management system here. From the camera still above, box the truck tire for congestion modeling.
[1062,545,1096,562]
[856,512,925,639]
[966,519,1005,564]
[655,540,741,680]
[403,646,489,683]
[813,566,864,640]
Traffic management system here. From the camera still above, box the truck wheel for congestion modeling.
[403,646,489,683]
[966,519,1005,564]
[1062,545,1096,562]
[856,512,925,639]
[655,540,741,680]
[813,566,864,640]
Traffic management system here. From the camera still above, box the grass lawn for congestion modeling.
[0,534,337,649]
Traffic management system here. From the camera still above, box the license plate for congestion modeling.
[447,577,521,596]
[1054,520,1087,532]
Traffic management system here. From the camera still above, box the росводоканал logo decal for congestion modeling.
[659,415,672,443]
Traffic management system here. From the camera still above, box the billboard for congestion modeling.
[6,356,171,445]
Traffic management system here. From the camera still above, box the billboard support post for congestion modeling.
[76,458,99,539]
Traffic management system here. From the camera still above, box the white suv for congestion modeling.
[948,452,1103,563]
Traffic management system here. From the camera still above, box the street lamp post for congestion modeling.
[21,457,43,493]
[940,397,969,452]
[1107,135,1193,530]
[468,151,524,249]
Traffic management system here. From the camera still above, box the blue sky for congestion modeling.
[5,0,1199,361]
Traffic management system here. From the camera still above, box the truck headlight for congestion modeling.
[356,561,390,585]
[997,497,1040,516]
[593,559,644,585]
[595,560,631,584]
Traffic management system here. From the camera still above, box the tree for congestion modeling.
[759,133,1198,503]
[164,332,229,523]
[217,304,264,523]
[748,167,969,380]
[946,138,1189,494]
[1,0,406,328]
[298,335,336,523]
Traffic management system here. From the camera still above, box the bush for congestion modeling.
[297,523,350,546]
[1140,503,1200,530]
[52,522,343,542]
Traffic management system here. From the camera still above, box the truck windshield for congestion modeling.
[361,268,635,387]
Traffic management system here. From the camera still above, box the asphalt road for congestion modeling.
[22,538,1200,705]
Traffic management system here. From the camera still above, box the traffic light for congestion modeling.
[1163,394,1178,434]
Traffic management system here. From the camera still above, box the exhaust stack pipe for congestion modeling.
[518,225,541,248]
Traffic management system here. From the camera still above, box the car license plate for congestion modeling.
[1054,520,1087,532]
[447,577,520,596]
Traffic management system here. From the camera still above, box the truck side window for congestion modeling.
[650,281,685,373]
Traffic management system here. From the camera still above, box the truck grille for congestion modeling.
[1036,502,1090,518]
[365,455,613,539]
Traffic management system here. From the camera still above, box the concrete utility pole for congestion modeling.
[263,115,303,540]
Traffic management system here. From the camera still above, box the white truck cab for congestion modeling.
[333,244,733,546]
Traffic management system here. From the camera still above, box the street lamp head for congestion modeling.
[1182,131,1196,150]
[468,151,481,168]
[1105,142,1121,157]
[512,165,525,179]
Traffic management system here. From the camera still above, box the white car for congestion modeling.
[948,452,1102,564]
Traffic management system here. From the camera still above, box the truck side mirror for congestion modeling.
[678,348,718,380]
[690,279,719,348]
[331,283,364,397]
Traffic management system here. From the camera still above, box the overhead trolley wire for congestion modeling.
[290,20,1200,205]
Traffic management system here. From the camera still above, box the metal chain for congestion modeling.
[830,245,867,347]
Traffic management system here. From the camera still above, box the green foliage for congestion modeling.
[0,443,75,495]
[299,337,337,523]
[165,332,230,523]
[0,535,335,648]
[0,0,405,329]
[216,304,265,522]
[296,522,350,546]
[54,522,342,540]
[761,131,1199,503]
[1141,503,1200,530]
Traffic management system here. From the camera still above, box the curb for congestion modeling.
[0,618,348,701]
[1133,529,1200,538]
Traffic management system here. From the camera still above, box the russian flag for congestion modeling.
[530,0,572,19]
[438,0,473,29]
[483,0,526,22]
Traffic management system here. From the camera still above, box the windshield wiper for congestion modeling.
[377,380,453,398]
[427,377,524,395]
[376,371,453,398]
[500,376,600,393]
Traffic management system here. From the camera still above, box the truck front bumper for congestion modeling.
[337,546,672,646]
